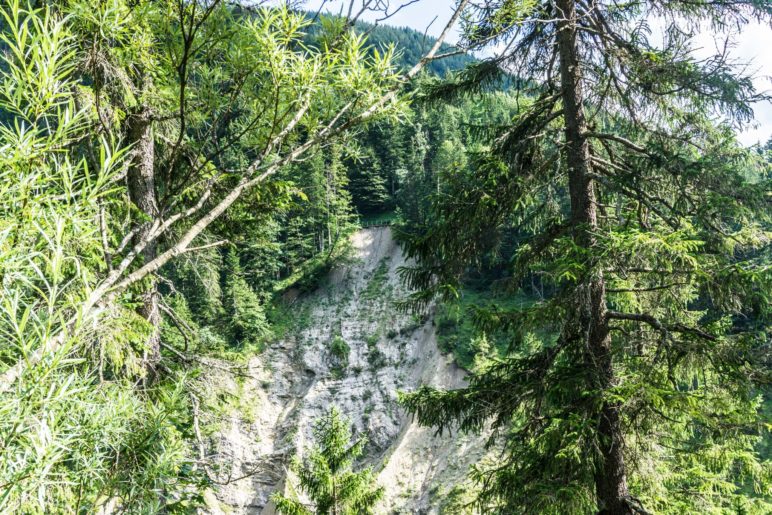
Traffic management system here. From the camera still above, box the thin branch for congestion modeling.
[99,204,112,271]
[183,239,229,254]
[586,131,647,154]
[606,282,688,293]
[0,0,470,393]
[607,311,717,341]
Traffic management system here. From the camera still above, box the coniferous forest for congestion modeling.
[0,1,769,514]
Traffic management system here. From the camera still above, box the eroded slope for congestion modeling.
[205,228,485,514]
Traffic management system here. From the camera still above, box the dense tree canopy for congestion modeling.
[399,0,772,513]
[0,0,768,512]
[0,0,464,510]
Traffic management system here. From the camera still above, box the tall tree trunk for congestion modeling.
[126,106,161,372]
[555,1,631,513]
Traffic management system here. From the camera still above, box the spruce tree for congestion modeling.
[399,1,772,513]
[323,142,356,255]
[272,406,384,515]
[222,248,270,347]
[348,148,392,216]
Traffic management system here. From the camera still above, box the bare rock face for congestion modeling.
[204,228,487,514]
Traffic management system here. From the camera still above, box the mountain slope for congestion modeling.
[297,12,475,77]
[202,228,488,514]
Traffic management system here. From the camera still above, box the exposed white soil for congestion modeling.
[204,228,487,514]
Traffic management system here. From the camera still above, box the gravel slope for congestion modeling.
[204,228,486,514]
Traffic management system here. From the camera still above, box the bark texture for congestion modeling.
[555,0,632,513]
[126,106,161,370]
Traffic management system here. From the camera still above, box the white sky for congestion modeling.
[302,0,772,146]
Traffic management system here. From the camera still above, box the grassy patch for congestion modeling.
[330,335,350,362]
[359,211,398,227]
[329,335,350,378]
[365,332,387,370]
[272,235,355,295]
[361,257,390,301]
[267,300,312,341]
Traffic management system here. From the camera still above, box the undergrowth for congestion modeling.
[435,288,540,369]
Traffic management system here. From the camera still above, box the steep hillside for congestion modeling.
[202,228,487,514]
[350,21,476,77]
[297,12,476,77]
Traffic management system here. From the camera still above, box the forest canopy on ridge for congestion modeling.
[0,1,769,514]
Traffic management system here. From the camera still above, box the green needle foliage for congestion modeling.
[272,406,384,515]
[398,0,772,513]
[0,0,405,510]
[222,247,271,349]
[0,0,768,511]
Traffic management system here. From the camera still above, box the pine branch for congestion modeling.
[606,311,717,341]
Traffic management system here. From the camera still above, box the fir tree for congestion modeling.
[399,1,772,513]
[347,147,392,216]
[222,248,270,347]
[323,142,356,255]
[272,406,384,515]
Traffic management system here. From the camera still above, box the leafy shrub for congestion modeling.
[329,335,350,378]
[330,335,350,362]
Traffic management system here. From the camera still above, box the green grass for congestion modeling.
[267,300,312,341]
[365,332,387,370]
[271,234,356,295]
[329,335,350,378]
[271,254,333,295]
[330,335,350,362]
[361,257,390,301]
[358,211,398,227]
